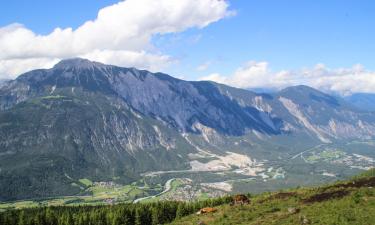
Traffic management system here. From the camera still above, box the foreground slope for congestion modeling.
[171,169,375,225]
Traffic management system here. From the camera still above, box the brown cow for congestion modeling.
[196,207,217,215]
[232,194,250,205]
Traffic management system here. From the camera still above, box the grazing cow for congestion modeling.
[196,207,217,215]
[232,194,250,205]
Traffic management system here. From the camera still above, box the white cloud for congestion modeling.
[0,0,232,78]
[0,58,60,79]
[199,61,375,95]
[81,50,174,72]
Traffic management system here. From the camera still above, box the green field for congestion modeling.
[306,149,346,162]
[41,95,67,99]
[136,179,185,203]
[0,178,189,210]
[78,178,93,187]
[0,179,154,211]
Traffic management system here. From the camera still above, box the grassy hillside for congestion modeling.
[0,169,374,225]
[171,169,375,225]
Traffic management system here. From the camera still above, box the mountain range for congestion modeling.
[0,58,374,201]
[344,93,375,112]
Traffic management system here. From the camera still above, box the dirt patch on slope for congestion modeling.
[257,177,374,204]
[319,176,375,193]
[303,190,350,204]
[258,192,298,203]
[331,177,375,189]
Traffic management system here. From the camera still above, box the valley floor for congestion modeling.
[1,141,374,211]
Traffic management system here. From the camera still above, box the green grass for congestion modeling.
[306,149,346,162]
[170,179,183,191]
[135,179,186,204]
[170,169,375,225]
[197,192,210,201]
[0,201,40,211]
[41,95,67,99]
[78,178,93,187]
[0,182,149,210]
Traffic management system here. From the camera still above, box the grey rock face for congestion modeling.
[0,58,374,200]
[0,59,282,136]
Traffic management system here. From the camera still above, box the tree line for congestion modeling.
[0,196,232,225]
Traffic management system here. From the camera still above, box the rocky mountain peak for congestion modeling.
[280,85,321,94]
[53,58,107,70]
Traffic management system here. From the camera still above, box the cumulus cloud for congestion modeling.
[199,61,375,95]
[0,58,60,78]
[0,0,232,79]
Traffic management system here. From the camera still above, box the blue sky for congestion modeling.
[0,0,374,94]
[0,1,119,34]
[157,0,375,78]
